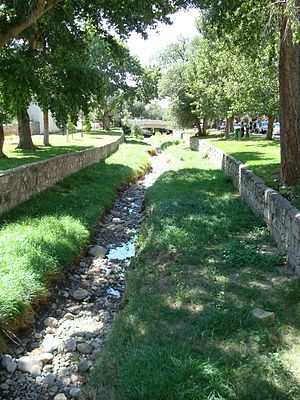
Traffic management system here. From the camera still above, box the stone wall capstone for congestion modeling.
[188,136,300,273]
[0,135,124,216]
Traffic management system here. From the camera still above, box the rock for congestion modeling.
[38,353,54,363]
[30,365,42,378]
[73,289,89,301]
[2,354,17,373]
[58,367,70,377]
[77,359,92,372]
[34,332,43,339]
[70,374,79,383]
[0,383,9,390]
[69,387,81,398]
[44,317,59,328]
[63,339,77,353]
[112,218,123,224]
[64,313,75,320]
[17,356,42,374]
[2,354,12,368]
[54,394,67,400]
[76,343,92,354]
[251,308,275,321]
[42,335,61,352]
[89,245,107,258]
[44,373,55,385]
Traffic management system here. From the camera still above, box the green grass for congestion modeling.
[0,129,122,171]
[206,136,281,187]
[84,137,300,400]
[0,137,150,341]
[203,135,300,211]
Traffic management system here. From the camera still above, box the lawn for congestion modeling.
[0,137,151,347]
[204,136,300,210]
[0,129,122,171]
[84,137,300,400]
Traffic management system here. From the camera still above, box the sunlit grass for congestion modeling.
[0,129,122,171]
[0,137,150,341]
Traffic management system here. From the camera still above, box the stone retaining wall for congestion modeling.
[3,122,40,136]
[0,135,124,216]
[188,136,300,273]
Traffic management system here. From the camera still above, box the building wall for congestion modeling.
[28,103,60,134]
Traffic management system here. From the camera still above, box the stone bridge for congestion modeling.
[132,119,174,131]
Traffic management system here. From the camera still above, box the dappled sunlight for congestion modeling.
[85,139,300,399]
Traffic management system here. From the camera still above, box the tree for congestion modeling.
[157,37,201,131]
[196,0,300,184]
[0,1,201,48]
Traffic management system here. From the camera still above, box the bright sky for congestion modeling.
[127,9,199,66]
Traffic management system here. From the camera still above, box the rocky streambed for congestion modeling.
[0,146,168,400]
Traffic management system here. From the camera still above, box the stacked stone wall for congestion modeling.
[0,135,124,216]
[189,136,300,273]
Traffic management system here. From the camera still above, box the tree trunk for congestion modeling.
[225,118,230,138]
[195,119,204,137]
[17,108,37,150]
[266,116,275,140]
[103,112,111,131]
[279,3,300,184]
[43,109,50,146]
[203,117,208,136]
[0,124,7,158]
[229,117,234,133]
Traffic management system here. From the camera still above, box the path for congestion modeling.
[0,146,169,400]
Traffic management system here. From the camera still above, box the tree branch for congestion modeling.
[0,0,62,48]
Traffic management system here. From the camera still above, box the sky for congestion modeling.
[126,9,200,66]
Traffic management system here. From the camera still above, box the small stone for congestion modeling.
[17,356,42,374]
[54,394,67,400]
[34,332,43,339]
[44,317,59,328]
[2,354,17,373]
[251,308,275,321]
[42,335,61,352]
[30,365,42,377]
[64,313,75,320]
[69,387,81,398]
[76,343,92,354]
[89,245,107,258]
[73,289,89,301]
[112,218,122,224]
[70,374,79,383]
[58,367,70,377]
[0,383,9,390]
[77,359,92,372]
[44,373,55,385]
[63,339,77,353]
[38,353,54,363]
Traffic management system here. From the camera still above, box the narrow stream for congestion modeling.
[0,144,168,400]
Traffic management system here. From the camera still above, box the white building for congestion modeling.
[28,103,60,134]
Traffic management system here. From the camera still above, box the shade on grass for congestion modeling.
[84,138,300,400]
[0,139,150,337]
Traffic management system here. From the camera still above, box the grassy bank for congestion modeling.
[0,138,150,343]
[0,129,121,171]
[84,138,300,399]
[206,136,280,188]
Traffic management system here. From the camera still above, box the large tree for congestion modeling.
[196,0,299,184]
[0,1,199,48]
